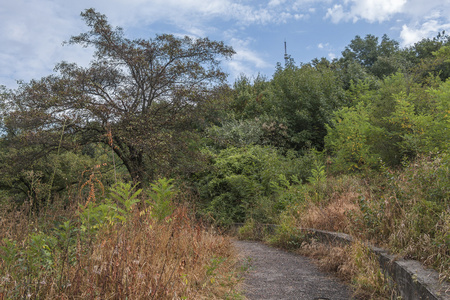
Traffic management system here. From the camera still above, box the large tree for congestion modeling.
[340,34,403,79]
[1,9,234,186]
[269,60,345,151]
[403,31,450,82]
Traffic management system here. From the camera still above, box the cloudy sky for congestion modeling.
[1,0,450,89]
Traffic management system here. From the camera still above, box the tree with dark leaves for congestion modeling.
[1,8,234,188]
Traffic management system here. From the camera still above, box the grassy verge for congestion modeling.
[237,153,448,299]
[297,240,399,300]
[238,221,398,299]
[0,181,243,299]
[283,154,448,281]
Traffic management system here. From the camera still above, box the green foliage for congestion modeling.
[198,145,313,225]
[340,34,402,79]
[206,118,265,148]
[269,61,345,150]
[370,72,408,119]
[326,71,449,169]
[238,218,258,240]
[325,102,381,171]
[342,34,399,68]
[426,79,450,151]
[26,232,57,273]
[307,159,326,185]
[230,75,272,120]
[53,220,78,270]
[0,232,58,296]
[205,116,289,149]
[78,201,115,234]
[78,181,142,233]
[433,45,450,62]
[305,158,328,203]
[403,31,450,81]
[0,141,122,206]
[268,214,305,250]
[108,181,142,222]
[0,238,18,272]
[369,73,446,165]
[146,178,178,221]
[383,92,433,159]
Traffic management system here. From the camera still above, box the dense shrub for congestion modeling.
[205,116,289,149]
[326,73,450,170]
[197,145,314,225]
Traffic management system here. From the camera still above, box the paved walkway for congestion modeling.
[234,240,352,300]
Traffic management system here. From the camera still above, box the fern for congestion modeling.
[147,178,177,221]
[307,160,326,185]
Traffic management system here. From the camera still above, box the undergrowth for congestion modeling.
[237,152,449,298]
[297,240,399,300]
[280,153,449,282]
[0,179,243,299]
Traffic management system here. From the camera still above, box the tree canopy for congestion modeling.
[1,8,235,189]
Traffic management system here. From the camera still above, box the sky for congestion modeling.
[1,0,450,89]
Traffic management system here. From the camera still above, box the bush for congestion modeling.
[197,145,314,226]
[206,116,290,149]
[326,72,450,169]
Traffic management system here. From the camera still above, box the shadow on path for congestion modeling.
[234,240,352,300]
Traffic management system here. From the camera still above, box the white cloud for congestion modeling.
[228,37,272,69]
[326,4,348,23]
[326,0,407,23]
[323,0,450,47]
[400,20,450,46]
[352,0,407,23]
[114,0,303,28]
[224,36,272,81]
[1,0,310,88]
[268,0,287,7]
[402,0,450,21]
[0,0,93,88]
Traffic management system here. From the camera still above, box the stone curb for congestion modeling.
[232,224,450,300]
[300,228,450,300]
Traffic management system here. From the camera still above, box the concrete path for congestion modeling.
[234,240,352,300]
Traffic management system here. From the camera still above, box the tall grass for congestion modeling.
[236,153,449,298]
[297,240,398,299]
[273,153,449,283]
[0,180,242,299]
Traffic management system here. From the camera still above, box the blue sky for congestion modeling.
[1,0,450,89]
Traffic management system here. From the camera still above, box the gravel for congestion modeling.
[234,240,352,300]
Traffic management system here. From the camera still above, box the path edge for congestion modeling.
[232,224,450,300]
[301,228,450,300]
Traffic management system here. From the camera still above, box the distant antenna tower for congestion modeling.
[284,39,289,65]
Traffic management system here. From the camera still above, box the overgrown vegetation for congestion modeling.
[1,8,449,299]
[0,179,243,299]
[298,240,399,299]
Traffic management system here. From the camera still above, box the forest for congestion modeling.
[0,8,449,299]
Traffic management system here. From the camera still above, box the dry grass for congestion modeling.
[295,176,365,234]
[299,191,361,232]
[297,240,398,300]
[0,198,243,299]
[272,155,449,295]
